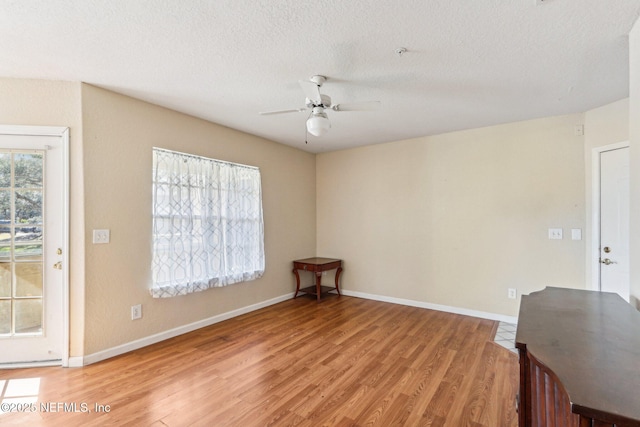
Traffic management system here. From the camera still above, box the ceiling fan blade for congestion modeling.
[299,80,322,104]
[331,101,381,112]
[259,108,306,116]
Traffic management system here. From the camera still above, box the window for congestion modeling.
[150,148,264,298]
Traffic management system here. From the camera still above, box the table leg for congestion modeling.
[293,268,301,298]
[335,266,343,296]
[315,272,322,302]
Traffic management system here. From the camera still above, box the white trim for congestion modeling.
[82,293,294,366]
[67,356,84,368]
[0,360,62,370]
[590,141,630,292]
[60,128,70,367]
[341,290,519,324]
[0,125,69,137]
[0,125,70,367]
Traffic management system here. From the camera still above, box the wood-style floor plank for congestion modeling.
[0,296,518,426]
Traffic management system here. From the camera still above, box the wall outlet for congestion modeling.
[131,304,142,320]
[93,229,110,244]
[508,288,517,299]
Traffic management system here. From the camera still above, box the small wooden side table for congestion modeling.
[292,257,343,301]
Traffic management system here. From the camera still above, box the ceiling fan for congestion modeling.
[259,75,381,137]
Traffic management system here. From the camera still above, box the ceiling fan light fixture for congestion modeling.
[260,75,380,141]
[306,110,331,137]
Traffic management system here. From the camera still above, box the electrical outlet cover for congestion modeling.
[131,304,142,320]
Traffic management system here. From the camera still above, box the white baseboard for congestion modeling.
[82,293,294,366]
[66,356,84,368]
[342,290,519,324]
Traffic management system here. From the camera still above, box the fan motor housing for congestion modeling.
[306,94,332,109]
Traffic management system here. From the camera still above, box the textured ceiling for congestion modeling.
[1,1,640,153]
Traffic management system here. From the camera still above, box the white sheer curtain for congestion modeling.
[150,148,264,298]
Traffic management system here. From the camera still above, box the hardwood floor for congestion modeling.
[0,296,519,426]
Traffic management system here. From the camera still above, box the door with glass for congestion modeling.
[0,128,66,365]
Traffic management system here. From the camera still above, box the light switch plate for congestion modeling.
[571,228,582,240]
[548,228,563,240]
[93,229,110,244]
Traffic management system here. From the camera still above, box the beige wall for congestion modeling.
[630,20,640,308]
[317,114,586,317]
[1,75,632,360]
[0,78,86,357]
[583,98,629,289]
[81,84,316,355]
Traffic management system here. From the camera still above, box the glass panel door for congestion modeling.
[0,128,66,366]
[0,151,44,337]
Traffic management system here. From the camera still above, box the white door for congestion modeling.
[0,127,67,365]
[599,146,630,301]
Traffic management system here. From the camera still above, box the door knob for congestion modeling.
[600,258,617,265]
[53,261,62,270]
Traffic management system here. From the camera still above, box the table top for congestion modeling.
[293,257,341,265]
[515,287,640,423]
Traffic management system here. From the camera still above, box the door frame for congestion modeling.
[0,125,69,367]
[590,140,629,293]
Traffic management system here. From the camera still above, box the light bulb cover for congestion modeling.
[306,114,331,137]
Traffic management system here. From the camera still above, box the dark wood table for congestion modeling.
[292,257,342,301]
[515,287,640,426]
